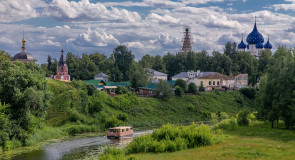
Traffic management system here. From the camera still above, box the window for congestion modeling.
[201,81,203,85]
[209,81,211,85]
[213,81,215,85]
[217,81,220,85]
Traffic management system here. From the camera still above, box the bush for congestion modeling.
[99,146,125,160]
[239,87,256,99]
[117,113,128,122]
[199,84,205,92]
[115,86,129,95]
[188,83,197,94]
[237,110,250,126]
[175,86,184,97]
[213,119,238,131]
[175,79,187,91]
[126,123,213,154]
[105,116,122,129]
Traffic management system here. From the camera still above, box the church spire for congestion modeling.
[181,26,193,53]
[21,31,26,52]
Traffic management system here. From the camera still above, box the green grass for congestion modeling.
[129,122,295,160]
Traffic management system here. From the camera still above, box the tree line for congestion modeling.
[41,42,271,87]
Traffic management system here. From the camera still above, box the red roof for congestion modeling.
[198,72,229,79]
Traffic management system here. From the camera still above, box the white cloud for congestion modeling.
[123,42,145,48]
[0,0,46,23]
[145,13,181,24]
[66,27,120,47]
[43,0,141,23]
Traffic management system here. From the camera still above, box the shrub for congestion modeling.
[239,87,256,99]
[188,83,197,94]
[105,116,122,129]
[175,79,187,91]
[237,110,250,126]
[219,112,229,120]
[99,146,125,160]
[115,86,129,95]
[175,86,184,97]
[126,123,213,154]
[117,113,128,122]
[199,84,205,92]
[213,119,238,131]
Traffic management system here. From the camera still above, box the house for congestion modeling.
[172,70,215,87]
[145,68,167,83]
[138,83,157,96]
[94,73,109,82]
[198,72,230,91]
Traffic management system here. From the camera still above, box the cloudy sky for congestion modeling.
[1,0,295,64]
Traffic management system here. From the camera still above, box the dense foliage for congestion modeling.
[126,123,213,154]
[0,61,50,148]
[256,46,295,129]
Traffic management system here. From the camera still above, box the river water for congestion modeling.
[11,130,152,160]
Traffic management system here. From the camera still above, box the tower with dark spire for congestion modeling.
[181,26,193,53]
[54,49,71,81]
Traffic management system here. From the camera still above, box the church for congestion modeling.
[54,49,71,81]
[237,19,272,58]
[11,33,37,63]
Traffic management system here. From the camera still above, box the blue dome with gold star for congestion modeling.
[246,22,264,44]
[238,39,246,49]
[256,40,263,49]
[264,38,272,49]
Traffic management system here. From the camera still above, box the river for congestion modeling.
[11,130,152,160]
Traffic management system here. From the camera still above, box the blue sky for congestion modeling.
[1,0,295,64]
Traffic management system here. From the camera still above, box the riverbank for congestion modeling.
[128,122,295,160]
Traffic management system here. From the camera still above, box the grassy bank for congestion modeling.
[129,122,295,160]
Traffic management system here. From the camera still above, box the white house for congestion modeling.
[145,68,167,83]
[94,72,108,82]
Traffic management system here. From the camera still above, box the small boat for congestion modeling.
[107,126,133,138]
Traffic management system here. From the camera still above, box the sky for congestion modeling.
[1,0,295,64]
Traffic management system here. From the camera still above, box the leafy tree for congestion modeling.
[175,85,184,97]
[175,79,187,91]
[210,51,232,75]
[0,61,50,144]
[152,55,166,73]
[155,80,173,99]
[113,45,134,81]
[0,50,11,64]
[115,86,129,94]
[188,82,197,94]
[139,54,154,69]
[110,65,123,82]
[128,62,149,89]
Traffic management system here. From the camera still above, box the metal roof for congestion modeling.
[94,72,108,78]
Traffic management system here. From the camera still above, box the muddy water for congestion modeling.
[11,130,152,160]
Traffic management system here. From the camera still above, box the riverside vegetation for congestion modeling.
[0,61,254,158]
[96,112,295,160]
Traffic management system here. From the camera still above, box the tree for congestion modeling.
[128,62,149,90]
[113,45,134,81]
[210,51,232,75]
[139,54,154,69]
[152,55,166,73]
[188,82,197,94]
[175,85,184,97]
[0,50,11,64]
[175,79,187,91]
[155,80,173,99]
[0,61,50,144]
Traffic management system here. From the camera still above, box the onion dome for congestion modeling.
[264,37,272,49]
[11,33,37,62]
[256,40,263,49]
[246,21,264,44]
[238,38,246,49]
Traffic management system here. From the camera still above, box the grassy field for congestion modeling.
[129,122,295,160]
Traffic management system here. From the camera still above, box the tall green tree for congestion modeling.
[113,45,134,81]
[155,80,173,99]
[152,55,166,73]
[128,62,149,89]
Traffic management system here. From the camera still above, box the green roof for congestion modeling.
[83,79,103,86]
[109,82,131,87]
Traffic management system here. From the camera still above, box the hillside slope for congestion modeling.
[45,79,254,129]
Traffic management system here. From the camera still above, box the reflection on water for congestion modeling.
[11,130,152,160]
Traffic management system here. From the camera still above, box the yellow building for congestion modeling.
[198,73,229,91]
